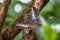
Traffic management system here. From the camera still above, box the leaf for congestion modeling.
[36,16,57,40]
[5,17,15,23]
[13,31,23,40]
[44,24,57,40]
[40,0,60,24]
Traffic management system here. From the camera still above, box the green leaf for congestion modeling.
[5,17,15,23]
[40,0,60,24]
[40,16,57,40]
[13,31,23,40]
[44,24,57,40]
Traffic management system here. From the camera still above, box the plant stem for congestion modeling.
[0,0,11,32]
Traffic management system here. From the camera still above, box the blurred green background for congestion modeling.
[0,0,60,40]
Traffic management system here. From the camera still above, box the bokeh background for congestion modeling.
[0,0,60,40]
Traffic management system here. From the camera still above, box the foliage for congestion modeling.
[44,24,57,40]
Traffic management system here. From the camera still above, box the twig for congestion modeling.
[0,0,11,40]
[0,0,11,32]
